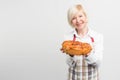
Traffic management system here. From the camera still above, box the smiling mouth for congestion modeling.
[76,21,84,26]
[80,20,84,24]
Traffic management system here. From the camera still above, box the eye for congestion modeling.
[72,17,76,20]
[79,15,82,17]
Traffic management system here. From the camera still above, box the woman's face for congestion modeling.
[71,11,87,30]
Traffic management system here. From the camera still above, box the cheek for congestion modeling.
[83,17,87,21]
[71,20,76,24]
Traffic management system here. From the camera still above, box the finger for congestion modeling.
[60,48,63,51]
[60,48,66,53]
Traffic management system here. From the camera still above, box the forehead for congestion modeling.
[71,11,85,17]
[74,11,84,15]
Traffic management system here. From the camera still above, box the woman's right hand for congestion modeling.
[60,48,65,53]
[60,48,74,57]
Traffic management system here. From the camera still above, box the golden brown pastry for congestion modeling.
[61,40,92,55]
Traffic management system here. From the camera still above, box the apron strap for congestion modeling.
[90,37,94,43]
[73,34,76,42]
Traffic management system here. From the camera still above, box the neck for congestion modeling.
[76,27,88,37]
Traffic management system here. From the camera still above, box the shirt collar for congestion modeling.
[73,27,92,38]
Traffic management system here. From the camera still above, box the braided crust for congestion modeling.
[62,40,92,55]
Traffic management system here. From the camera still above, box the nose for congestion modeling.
[76,17,80,23]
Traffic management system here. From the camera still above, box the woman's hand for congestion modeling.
[60,48,74,57]
[60,48,65,53]
[83,52,91,57]
[69,54,74,57]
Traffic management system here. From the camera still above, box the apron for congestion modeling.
[68,34,99,80]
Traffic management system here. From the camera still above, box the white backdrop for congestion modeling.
[0,0,120,80]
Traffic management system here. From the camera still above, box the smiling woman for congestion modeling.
[1,0,119,80]
[60,4,104,80]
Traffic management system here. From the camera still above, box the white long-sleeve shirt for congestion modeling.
[64,28,104,67]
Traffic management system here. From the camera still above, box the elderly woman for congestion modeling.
[61,4,104,80]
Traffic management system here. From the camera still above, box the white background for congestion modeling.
[0,0,120,80]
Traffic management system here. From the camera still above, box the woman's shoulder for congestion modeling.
[89,28,103,36]
[89,28,103,42]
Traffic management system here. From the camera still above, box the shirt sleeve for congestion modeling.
[85,34,104,66]
[66,54,77,67]
[63,34,77,67]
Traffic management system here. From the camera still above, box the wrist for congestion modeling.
[69,54,74,57]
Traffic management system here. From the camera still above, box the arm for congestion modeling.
[66,54,76,67]
[61,48,76,67]
[85,34,104,66]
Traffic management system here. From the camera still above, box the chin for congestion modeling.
[76,24,86,30]
[76,26,84,30]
